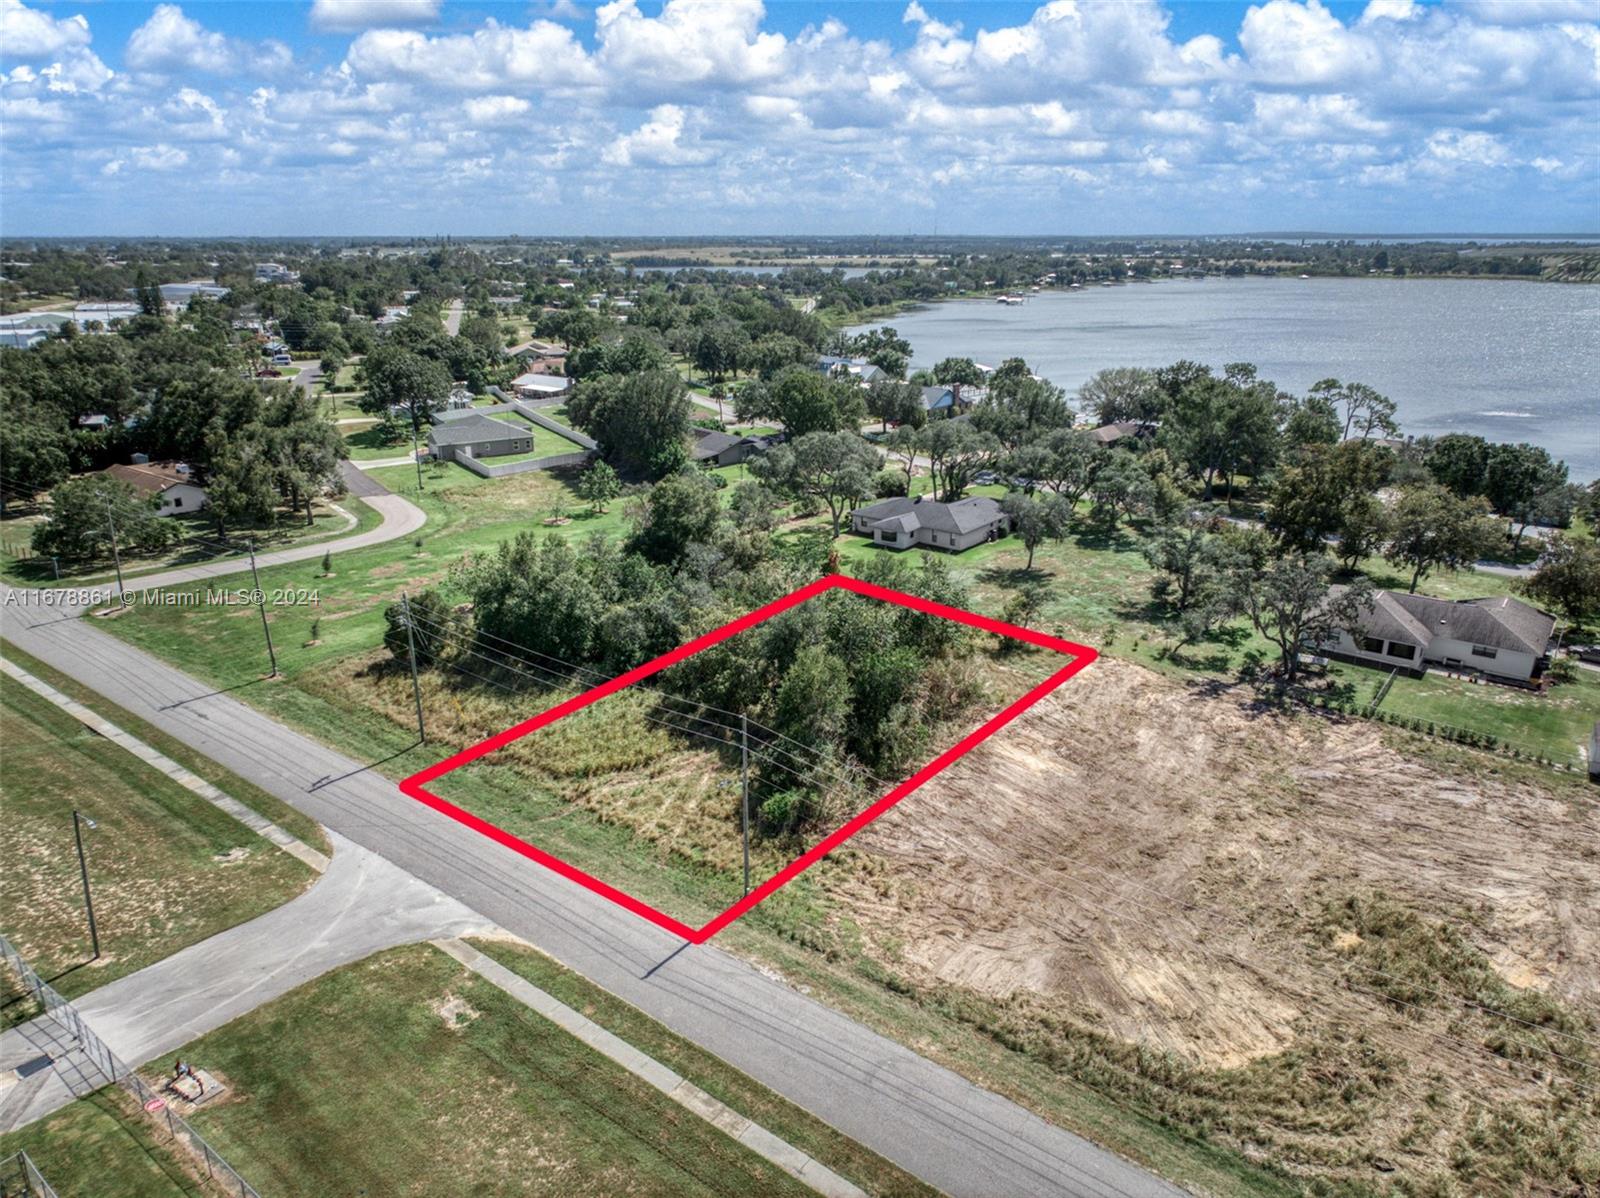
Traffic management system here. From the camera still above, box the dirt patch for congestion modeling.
[839,654,1599,1181]
[433,993,481,1030]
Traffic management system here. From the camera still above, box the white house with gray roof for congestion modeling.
[851,495,1010,553]
[1316,589,1556,685]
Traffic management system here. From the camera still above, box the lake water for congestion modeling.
[633,264,871,279]
[852,277,1600,481]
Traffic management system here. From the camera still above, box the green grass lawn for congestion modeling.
[342,423,415,460]
[483,412,587,459]
[167,944,825,1198]
[1376,666,1599,764]
[0,1089,203,1198]
[0,669,315,1014]
[0,641,328,852]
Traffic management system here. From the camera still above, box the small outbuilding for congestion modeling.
[511,371,573,400]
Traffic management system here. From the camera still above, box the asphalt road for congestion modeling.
[1,521,1187,1198]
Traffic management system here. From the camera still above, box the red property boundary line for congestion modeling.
[399,574,1098,943]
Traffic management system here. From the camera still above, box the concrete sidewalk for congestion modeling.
[1,833,489,1132]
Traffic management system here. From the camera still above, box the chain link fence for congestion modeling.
[0,934,262,1198]
[0,1151,60,1198]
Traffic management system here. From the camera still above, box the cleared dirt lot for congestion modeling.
[845,654,1600,1184]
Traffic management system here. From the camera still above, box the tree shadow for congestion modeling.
[975,564,1051,589]
[1070,524,1139,552]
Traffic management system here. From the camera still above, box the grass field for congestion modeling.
[483,411,587,459]
[166,944,829,1198]
[341,423,414,460]
[1375,665,1600,763]
[0,663,316,1012]
[0,1089,203,1198]
[0,642,328,851]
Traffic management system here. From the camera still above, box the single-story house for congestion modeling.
[0,328,49,350]
[689,428,782,467]
[1316,588,1556,684]
[817,356,888,385]
[1085,420,1145,446]
[511,371,572,400]
[920,385,979,418]
[426,414,533,463]
[102,461,208,516]
[850,494,1010,553]
[74,302,142,325]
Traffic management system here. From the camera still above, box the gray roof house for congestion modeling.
[425,413,532,463]
[818,356,888,385]
[689,428,783,467]
[851,494,1010,553]
[1316,588,1556,685]
[1085,420,1145,446]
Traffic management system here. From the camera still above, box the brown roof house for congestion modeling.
[102,461,208,516]
[1315,588,1556,684]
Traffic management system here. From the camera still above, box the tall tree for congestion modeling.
[1265,439,1388,554]
[1233,552,1374,683]
[743,366,866,437]
[625,470,723,564]
[1483,442,1567,550]
[931,357,984,387]
[753,431,879,538]
[1520,534,1600,625]
[971,372,1072,448]
[576,459,621,514]
[1384,484,1501,592]
[1426,433,1490,496]
[566,368,693,478]
[1310,378,1399,440]
[865,379,926,431]
[1087,450,1153,529]
[358,345,451,429]
[30,476,177,561]
[1002,492,1072,569]
[1077,367,1161,425]
[919,419,997,501]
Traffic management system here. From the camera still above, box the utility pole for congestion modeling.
[402,591,426,744]
[412,419,425,492]
[105,501,126,600]
[740,713,750,897]
[246,538,277,677]
[72,811,99,960]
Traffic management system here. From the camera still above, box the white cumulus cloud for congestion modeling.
[1,0,90,58]
[309,0,442,33]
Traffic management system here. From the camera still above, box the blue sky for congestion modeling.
[2,0,1596,236]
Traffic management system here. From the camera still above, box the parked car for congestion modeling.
[973,470,999,486]
[272,353,292,365]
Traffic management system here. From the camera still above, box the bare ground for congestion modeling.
[841,653,1600,1183]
